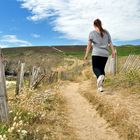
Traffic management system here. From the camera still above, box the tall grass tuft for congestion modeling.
[105,70,140,94]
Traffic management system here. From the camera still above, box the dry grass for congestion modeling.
[78,67,140,140]
[105,70,140,95]
[0,83,77,140]
[80,84,140,140]
[70,57,140,137]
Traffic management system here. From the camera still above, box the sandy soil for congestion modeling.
[60,82,121,140]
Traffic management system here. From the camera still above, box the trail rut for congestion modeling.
[61,82,121,140]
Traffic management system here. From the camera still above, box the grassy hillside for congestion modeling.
[2,45,140,59]
[63,45,140,58]
[116,45,140,56]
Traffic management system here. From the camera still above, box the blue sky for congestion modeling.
[0,0,140,48]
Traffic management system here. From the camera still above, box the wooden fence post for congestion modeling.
[112,57,116,76]
[30,66,35,88]
[15,62,25,95]
[30,66,44,89]
[112,51,117,76]
[0,48,9,122]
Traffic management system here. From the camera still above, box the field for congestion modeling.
[0,45,140,140]
[2,45,140,57]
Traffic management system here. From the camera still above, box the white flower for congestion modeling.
[36,129,39,133]
[8,128,11,133]
[3,134,6,138]
[41,113,46,118]
[19,120,23,126]
[16,112,19,116]
[16,123,19,127]
[13,116,17,121]
[21,130,27,135]
[11,127,14,131]
[17,129,21,133]
[13,122,17,127]
[8,127,14,133]
[9,110,13,113]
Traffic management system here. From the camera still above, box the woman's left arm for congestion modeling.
[84,41,92,60]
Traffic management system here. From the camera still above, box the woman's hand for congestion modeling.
[112,50,116,58]
[109,42,116,58]
[84,41,92,60]
[84,55,88,60]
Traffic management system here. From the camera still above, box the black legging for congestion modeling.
[92,56,108,79]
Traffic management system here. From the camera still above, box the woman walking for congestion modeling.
[84,19,116,92]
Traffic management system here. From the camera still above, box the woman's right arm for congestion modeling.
[107,30,116,58]
[109,42,116,58]
[84,41,92,60]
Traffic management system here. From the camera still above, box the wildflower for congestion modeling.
[27,112,31,115]
[8,127,14,133]
[13,116,17,121]
[9,110,13,113]
[19,120,23,126]
[16,122,19,127]
[13,122,17,127]
[11,127,14,131]
[41,113,46,118]
[3,134,6,139]
[16,112,19,116]
[21,130,27,135]
[17,129,21,133]
[36,129,39,133]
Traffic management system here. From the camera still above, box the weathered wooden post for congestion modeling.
[15,61,21,95]
[58,67,62,82]
[15,62,25,95]
[29,66,35,88]
[0,48,9,122]
[30,66,44,89]
[19,63,25,89]
[112,50,117,76]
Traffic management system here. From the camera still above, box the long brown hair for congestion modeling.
[94,19,105,38]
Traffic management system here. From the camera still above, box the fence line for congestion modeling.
[120,54,140,72]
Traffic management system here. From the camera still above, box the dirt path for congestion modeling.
[61,82,121,140]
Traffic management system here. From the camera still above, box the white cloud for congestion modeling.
[19,0,140,42]
[31,33,40,38]
[0,35,32,47]
[0,44,8,48]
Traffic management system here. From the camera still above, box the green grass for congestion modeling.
[116,45,140,56]
[64,51,85,59]
[64,45,140,58]
[2,45,140,59]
